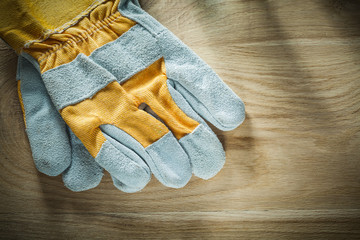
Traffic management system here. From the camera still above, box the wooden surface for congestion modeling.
[1,0,360,239]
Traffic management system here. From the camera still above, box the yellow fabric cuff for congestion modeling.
[0,0,108,53]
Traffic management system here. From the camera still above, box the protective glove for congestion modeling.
[1,0,245,190]
[17,55,144,192]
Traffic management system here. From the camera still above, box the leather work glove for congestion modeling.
[1,0,245,191]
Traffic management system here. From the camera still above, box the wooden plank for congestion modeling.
[1,0,360,239]
[1,210,360,239]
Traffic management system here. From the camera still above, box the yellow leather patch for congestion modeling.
[60,58,199,157]
[122,58,200,140]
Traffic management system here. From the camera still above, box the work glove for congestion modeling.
[1,0,245,190]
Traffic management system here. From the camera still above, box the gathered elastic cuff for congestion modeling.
[25,0,137,73]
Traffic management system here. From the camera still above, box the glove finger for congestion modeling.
[62,129,103,192]
[17,56,71,176]
[166,80,226,179]
[94,135,151,190]
[157,30,245,131]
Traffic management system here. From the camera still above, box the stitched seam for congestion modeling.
[37,12,124,64]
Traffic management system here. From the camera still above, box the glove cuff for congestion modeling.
[23,0,136,73]
[0,0,110,53]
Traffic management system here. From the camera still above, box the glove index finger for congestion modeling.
[158,30,245,131]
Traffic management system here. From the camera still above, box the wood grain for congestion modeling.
[1,0,360,239]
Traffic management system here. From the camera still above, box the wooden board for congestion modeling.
[1,0,360,239]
